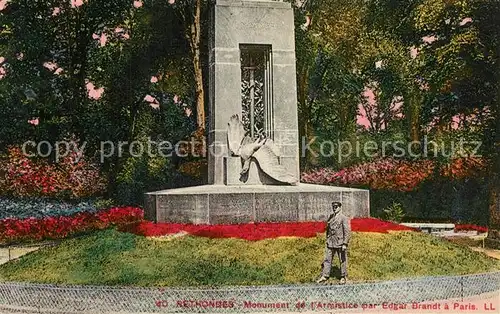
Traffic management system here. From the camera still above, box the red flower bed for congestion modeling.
[1,209,416,244]
[351,218,417,233]
[0,207,143,244]
[123,218,416,241]
[454,224,488,233]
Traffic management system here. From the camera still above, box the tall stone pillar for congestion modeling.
[207,0,300,185]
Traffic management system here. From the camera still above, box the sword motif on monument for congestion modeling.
[227,114,298,185]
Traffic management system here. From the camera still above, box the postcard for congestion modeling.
[0,0,498,313]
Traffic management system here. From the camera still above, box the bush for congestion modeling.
[302,158,435,191]
[0,207,144,245]
[0,197,98,220]
[0,146,106,199]
[301,157,486,192]
[178,160,207,180]
[94,198,116,210]
[382,202,405,223]
[302,157,488,225]
[370,178,489,225]
[112,152,203,206]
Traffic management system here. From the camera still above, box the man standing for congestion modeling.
[316,201,351,284]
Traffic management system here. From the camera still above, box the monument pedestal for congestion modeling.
[145,184,369,224]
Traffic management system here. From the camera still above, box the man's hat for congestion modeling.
[332,202,342,207]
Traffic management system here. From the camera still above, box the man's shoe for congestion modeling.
[316,276,328,284]
[339,277,347,285]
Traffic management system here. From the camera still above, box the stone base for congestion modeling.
[145,184,370,224]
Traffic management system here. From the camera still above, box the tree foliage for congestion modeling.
[0,0,197,203]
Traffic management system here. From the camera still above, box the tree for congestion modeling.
[0,0,196,201]
[0,0,135,148]
[294,0,367,168]
[411,0,499,242]
[473,0,500,247]
[171,0,206,131]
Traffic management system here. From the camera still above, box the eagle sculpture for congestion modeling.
[227,114,298,185]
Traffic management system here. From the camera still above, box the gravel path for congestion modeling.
[0,247,40,266]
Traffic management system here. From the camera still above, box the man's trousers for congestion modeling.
[321,246,348,278]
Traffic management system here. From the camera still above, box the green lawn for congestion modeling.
[0,229,498,287]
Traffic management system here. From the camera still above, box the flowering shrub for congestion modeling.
[176,128,207,180]
[454,224,488,233]
[178,160,207,179]
[0,197,97,220]
[440,157,486,180]
[382,202,405,223]
[302,157,485,192]
[0,146,106,199]
[302,158,434,191]
[0,207,143,245]
[123,218,416,241]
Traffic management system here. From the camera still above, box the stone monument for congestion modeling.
[145,0,369,224]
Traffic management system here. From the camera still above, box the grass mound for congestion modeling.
[0,229,498,287]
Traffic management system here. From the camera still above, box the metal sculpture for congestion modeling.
[227,114,298,185]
